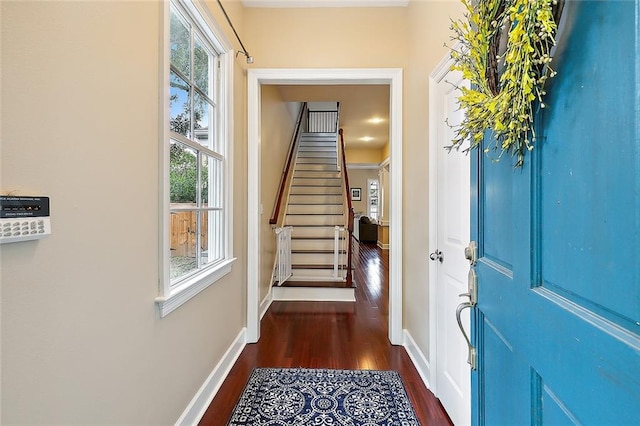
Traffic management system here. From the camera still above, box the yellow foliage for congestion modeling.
[448,0,559,167]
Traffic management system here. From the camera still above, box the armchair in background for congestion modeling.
[358,216,378,243]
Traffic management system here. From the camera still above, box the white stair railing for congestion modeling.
[308,110,338,133]
[275,226,293,286]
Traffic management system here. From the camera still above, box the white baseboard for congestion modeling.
[176,328,247,426]
[377,241,389,250]
[403,329,433,391]
[272,286,355,302]
[260,289,273,319]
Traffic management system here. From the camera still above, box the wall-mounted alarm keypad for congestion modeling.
[0,196,51,244]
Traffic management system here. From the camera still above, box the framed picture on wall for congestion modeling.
[350,188,361,201]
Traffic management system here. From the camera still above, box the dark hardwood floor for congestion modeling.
[200,242,453,425]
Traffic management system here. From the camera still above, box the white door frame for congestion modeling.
[247,68,403,344]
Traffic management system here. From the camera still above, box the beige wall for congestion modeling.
[260,88,299,301]
[378,224,390,248]
[1,1,465,423]
[245,1,463,368]
[244,7,409,69]
[1,1,248,424]
[381,141,391,161]
[346,168,378,216]
[345,148,383,164]
[404,0,464,358]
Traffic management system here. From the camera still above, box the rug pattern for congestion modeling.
[228,368,420,425]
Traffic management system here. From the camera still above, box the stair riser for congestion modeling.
[292,178,341,187]
[298,145,336,152]
[292,239,340,251]
[289,195,343,204]
[287,204,344,215]
[292,253,346,265]
[290,186,342,195]
[300,133,336,139]
[285,215,345,226]
[294,171,341,179]
[297,151,337,158]
[295,164,339,171]
[299,143,336,149]
[291,185,342,195]
[292,269,347,279]
[296,157,338,165]
[291,227,337,239]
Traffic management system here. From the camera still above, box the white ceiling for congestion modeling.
[275,84,390,150]
[242,0,409,8]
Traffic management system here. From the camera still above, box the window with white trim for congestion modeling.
[367,178,379,221]
[157,0,234,317]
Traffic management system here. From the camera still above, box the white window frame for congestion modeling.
[156,0,235,317]
[367,178,379,221]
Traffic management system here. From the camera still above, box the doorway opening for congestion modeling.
[247,68,403,345]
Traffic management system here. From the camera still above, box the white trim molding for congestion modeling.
[272,286,356,302]
[247,68,403,345]
[175,328,246,425]
[260,288,273,320]
[156,259,236,317]
[242,0,409,7]
[347,163,379,170]
[377,241,390,250]
[403,330,433,391]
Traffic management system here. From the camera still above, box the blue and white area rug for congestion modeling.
[228,367,420,425]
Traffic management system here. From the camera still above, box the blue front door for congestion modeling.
[470,1,640,424]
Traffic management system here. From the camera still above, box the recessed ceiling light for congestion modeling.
[368,117,385,124]
[360,136,374,142]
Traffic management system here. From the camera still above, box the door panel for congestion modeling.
[434,67,471,425]
[481,317,528,426]
[538,0,639,323]
[481,155,514,270]
[471,1,640,425]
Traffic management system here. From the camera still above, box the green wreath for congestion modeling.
[448,0,562,167]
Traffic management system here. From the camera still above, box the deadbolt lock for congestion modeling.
[464,241,477,266]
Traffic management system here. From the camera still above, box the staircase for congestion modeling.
[285,132,348,282]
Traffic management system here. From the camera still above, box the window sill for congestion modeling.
[156,258,236,318]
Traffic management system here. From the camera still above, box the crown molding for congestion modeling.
[242,0,409,8]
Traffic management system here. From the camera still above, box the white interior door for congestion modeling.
[429,65,471,426]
